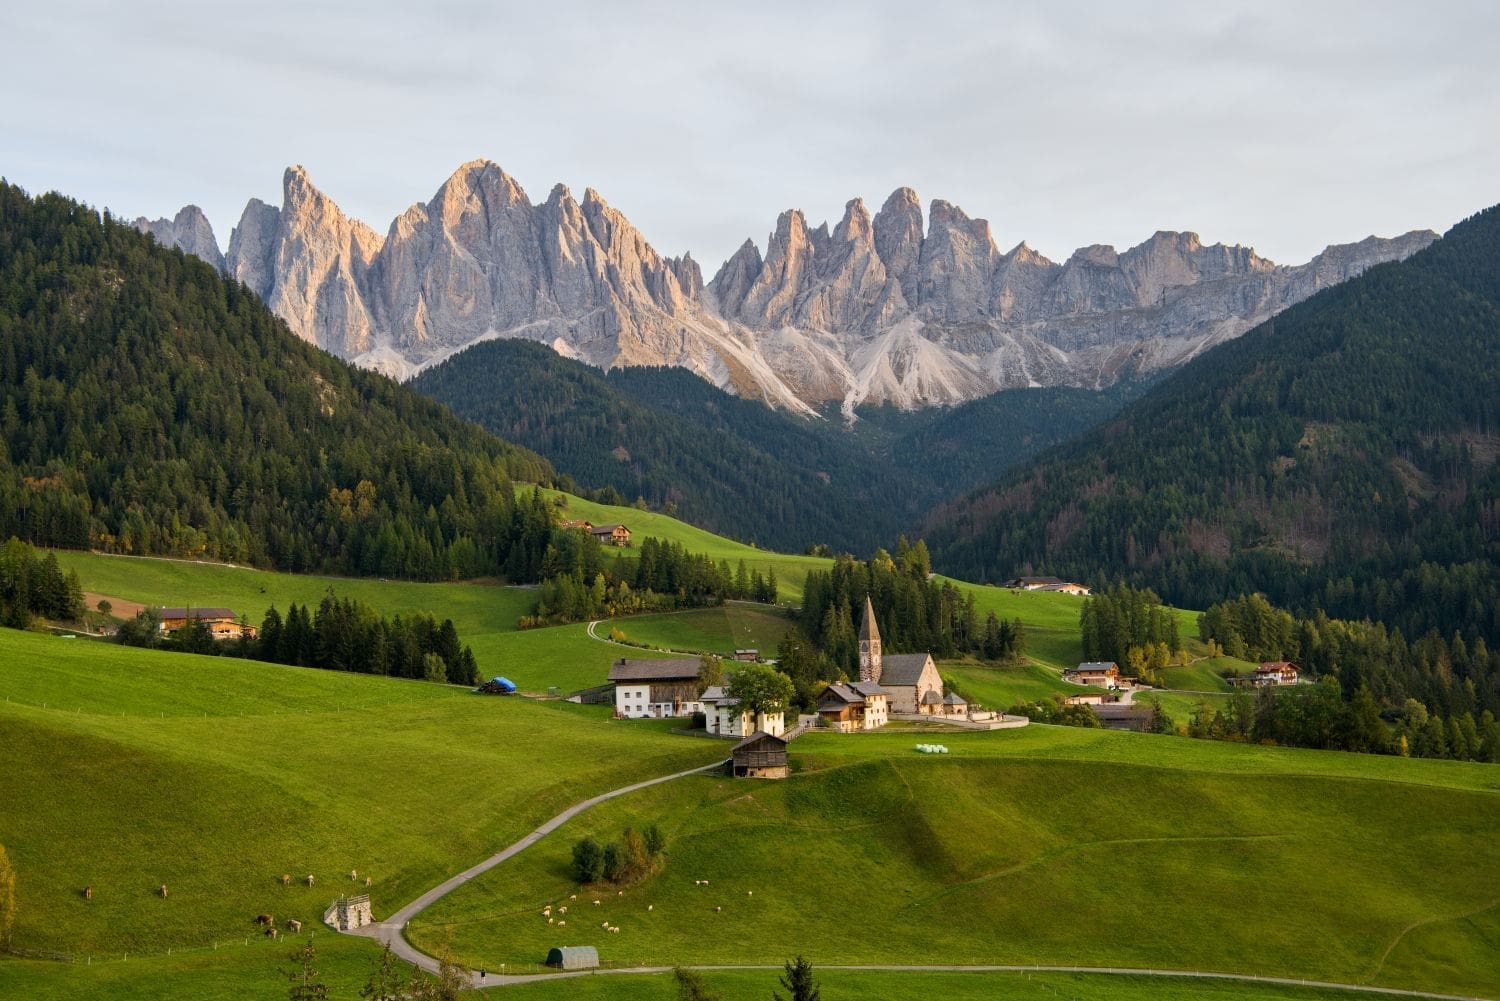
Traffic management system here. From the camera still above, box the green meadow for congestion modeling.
[603,603,795,657]
[0,629,721,959]
[415,728,1500,998]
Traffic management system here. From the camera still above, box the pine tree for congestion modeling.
[773,956,820,1001]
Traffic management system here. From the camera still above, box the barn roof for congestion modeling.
[608,658,700,682]
[819,683,864,706]
[1072,662,1119,673]
[880,653,934,686]
[732,730,787,753]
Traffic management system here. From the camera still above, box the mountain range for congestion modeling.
[136,161,1436,414]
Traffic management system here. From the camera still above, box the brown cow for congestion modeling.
[159,884,168,899]
[280,874,291,887]
[255,913,274,926]
[286,919,302,933]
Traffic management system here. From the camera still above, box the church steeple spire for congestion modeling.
[859,595,882,683]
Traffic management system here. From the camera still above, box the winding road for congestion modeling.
[340,760,1492,1000]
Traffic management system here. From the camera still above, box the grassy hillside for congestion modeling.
[0,630,721,958]
[0,949,1421,1001]
[533,488,833,604]
[605,603,796,657]
[415,729,1500,997]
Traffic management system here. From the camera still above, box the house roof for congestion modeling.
[1257,661,1298,673]
[1007,576,1062,586]
[700,685,740,706]
[157,607,237,620]
[591,523,627,533]
[848,680,887,697]
[607,658,700,682]
[880,653,934,687]
[819,683,864,706]
[944,692,967,705]
[859,595,880,643]
[1072,662,1119,673]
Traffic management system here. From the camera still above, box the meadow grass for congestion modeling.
[1158,658,1244,692]
[528,489,833,604]
[414,732,1500,997]
[941,659,1094,709]
[0,948,1432,1001]
[605,603,795,656]
[0,630,722,957]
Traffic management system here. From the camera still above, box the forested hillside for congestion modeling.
[0,182,557,581]
[411,338,1141,553]
[926,203,1500,648]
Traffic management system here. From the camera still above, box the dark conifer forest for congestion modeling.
[926,204,1500,653]
[0,183,557,581]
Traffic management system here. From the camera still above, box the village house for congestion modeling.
[730,730,790,779]
[733,649,759,662]
[941,691,969,716]
[1065,662,1120,690]
[1001,576,1090,595]
[608,658,702,719]
[700,685,786,737]
[155,607,257,641]
[816,681,889,732]
[858,598,945,714]
[1258,661,1301,685]
[590,523,632,547]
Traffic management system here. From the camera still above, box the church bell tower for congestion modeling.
[858,595,882,683]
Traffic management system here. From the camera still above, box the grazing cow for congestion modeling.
[286,919,302,933]
[255,913,274,926]
[84,886,92,901]
[306,875,315,887]
[280,874,291,887]
[349,869,358,881]
[714,906,721,913]
[159,885,168,899]
[266,926,278,939]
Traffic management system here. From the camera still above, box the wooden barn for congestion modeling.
[730,730,789,779]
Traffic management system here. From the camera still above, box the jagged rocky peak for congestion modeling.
[135,204,225,273]
[160,161,1442,412]
[873,187,924,304]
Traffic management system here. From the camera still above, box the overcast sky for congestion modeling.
[3,1,1496,268]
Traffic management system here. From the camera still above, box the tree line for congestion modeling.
[0,537,84,627]
[1079,584,1183,685]
[523,533,777,627]
[117,590,480,686]
[799,539,1025,674]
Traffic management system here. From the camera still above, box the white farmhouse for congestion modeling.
[700,685,785,738]
[608,658,703,719]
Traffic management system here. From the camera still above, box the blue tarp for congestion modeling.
[492,677,517,692]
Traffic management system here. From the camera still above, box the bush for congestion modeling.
[571,837,603,883]
[644,824,666,857]
[601,842,624,882]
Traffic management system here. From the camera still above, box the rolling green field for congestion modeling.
[415,728,1500,997]
[530,489,833,604]
[1,948,1439,1001]
[942,659,1096,709]
[604,603,795,657]
[0,629,721,959]
[1158,658,1242,693]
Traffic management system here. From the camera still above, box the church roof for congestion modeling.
[880,653,934,687]
[859,595,880,643]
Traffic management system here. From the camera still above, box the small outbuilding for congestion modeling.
[323,894,372,931]
[731,730,789,779]
[545,945,599,970]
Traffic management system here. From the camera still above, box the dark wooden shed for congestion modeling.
[731,730,789,779]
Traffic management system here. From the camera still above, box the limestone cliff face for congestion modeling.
[157,163,1439,412]
[135,205,226,273]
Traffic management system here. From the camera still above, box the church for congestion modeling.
[857,596,945,714]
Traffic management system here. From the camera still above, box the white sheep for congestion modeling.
[714,905,721,913]
[558,920,566,926]
[558,906,567,914]
[593,899,602,906]
[569,894,577,900]
[647,904,653,911]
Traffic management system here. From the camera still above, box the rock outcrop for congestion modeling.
[134,205,226,273]
[150,163,1439,413]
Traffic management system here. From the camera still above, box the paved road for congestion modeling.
[347,759,727,982]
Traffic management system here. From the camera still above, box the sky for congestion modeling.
[3,0,1497,269]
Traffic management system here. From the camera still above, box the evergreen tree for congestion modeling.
[773,956,821,1001]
